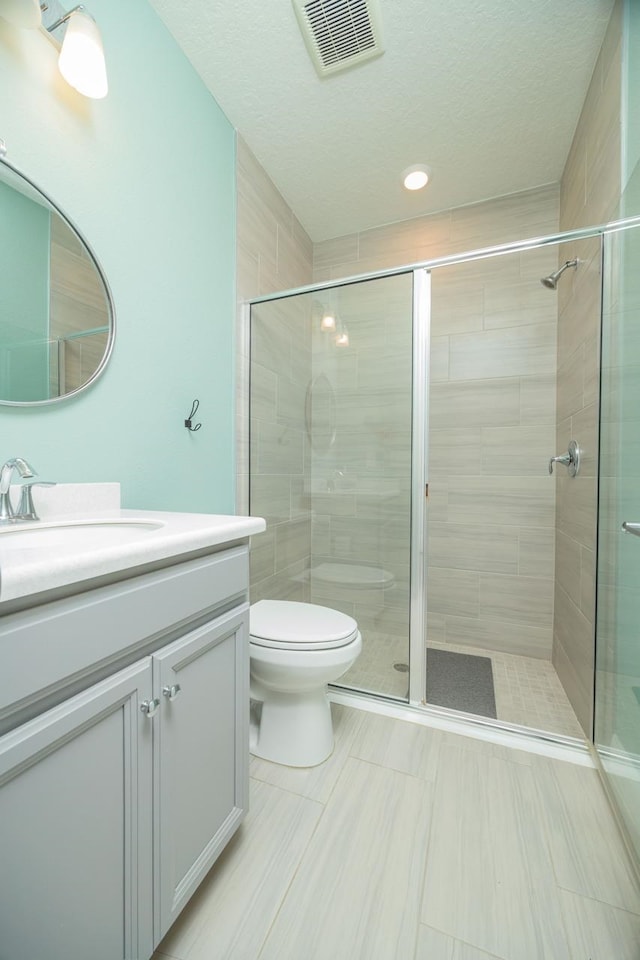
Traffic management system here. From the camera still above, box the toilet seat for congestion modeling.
[250,600,359,651]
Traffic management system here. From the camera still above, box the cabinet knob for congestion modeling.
[162,683,182,702]
[140,698,160,718]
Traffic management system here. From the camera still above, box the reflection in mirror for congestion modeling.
[0,154,113,404]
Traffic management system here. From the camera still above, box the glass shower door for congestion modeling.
[249,271,415,700]
[596,223,640,861]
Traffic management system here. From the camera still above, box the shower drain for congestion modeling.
[393,662,409,673]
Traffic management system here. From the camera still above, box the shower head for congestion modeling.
[540,259,578,290]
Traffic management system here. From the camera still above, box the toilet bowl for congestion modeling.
[249,600,362,767]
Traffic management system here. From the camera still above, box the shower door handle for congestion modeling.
[622,522,640,537]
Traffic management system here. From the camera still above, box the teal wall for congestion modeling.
[0,0,236,512]
[0,181,50,401]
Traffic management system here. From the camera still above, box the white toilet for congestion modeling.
[249,600,362,767]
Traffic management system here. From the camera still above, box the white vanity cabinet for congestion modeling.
[0,543,251,960]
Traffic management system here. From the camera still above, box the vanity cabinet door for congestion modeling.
[153,605,249,943]
[0,659,154,960]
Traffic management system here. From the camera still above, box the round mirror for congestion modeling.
[0,148,114,405]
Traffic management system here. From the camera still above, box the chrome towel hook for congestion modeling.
[549,439,580,477]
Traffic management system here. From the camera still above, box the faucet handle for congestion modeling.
[16,482,56,522]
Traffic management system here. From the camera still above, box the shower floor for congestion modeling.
[338,632,585,740]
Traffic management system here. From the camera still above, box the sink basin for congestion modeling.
[0,518,165,550]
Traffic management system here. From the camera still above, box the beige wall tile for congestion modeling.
[428,521,518,575]
[445,614,552,658]
[518,526,555,579]
[449,323,556,382]
[479,573,553,630]
[552,584,594,734]
[446,476,555,528]
[553,1,621,721]
[519,374,556,425]
[430,378,521,429]
[428,567,480,619]
[480,425,554,477]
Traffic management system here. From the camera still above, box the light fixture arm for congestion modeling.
[45,3,87,33]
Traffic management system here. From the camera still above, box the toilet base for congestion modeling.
[251,688,334,767]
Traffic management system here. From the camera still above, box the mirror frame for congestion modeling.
[0,143,115,406]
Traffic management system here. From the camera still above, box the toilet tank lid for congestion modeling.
[250,600,358,644]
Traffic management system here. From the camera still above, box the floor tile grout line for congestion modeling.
[417,921,510,960]
[554,882,640,917]
[409,733,443,959]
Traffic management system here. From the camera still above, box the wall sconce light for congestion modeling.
[0,0,108,99]
[44,4,108,99]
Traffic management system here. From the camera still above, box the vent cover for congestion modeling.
[292,0,384,78]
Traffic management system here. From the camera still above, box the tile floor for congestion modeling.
[340,631,585,739]
[153,704,640,960]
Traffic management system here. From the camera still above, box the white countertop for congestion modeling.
[0,484,266,603]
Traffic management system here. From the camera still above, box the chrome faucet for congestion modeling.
[0,457,36,523]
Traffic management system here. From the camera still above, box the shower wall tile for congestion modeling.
[444,615,552,659]
[517,527,555,579]
[479,573,553,630]
[275,519,311,572]
[449,323,556,381]
[427,522,518,575]
[236,137,313,597]
[250,475,292,526]
[553,0,621,733]
[427,568,480,619]
[429,428,482,477]
[430,336,450,381]
[480,425,552,476]
[445,477,555,528]
[429,378,521,428]
[519,374,556,425]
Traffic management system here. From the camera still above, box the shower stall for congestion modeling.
[247,221,638,752]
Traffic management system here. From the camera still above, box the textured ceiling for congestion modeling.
[148,0,615,241]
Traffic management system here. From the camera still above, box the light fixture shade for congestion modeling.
[0,0,41,28]
[58,10,108,99]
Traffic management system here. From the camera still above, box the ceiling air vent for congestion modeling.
[292,0,384,78]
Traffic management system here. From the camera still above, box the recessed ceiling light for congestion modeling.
[402,165,430,191]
